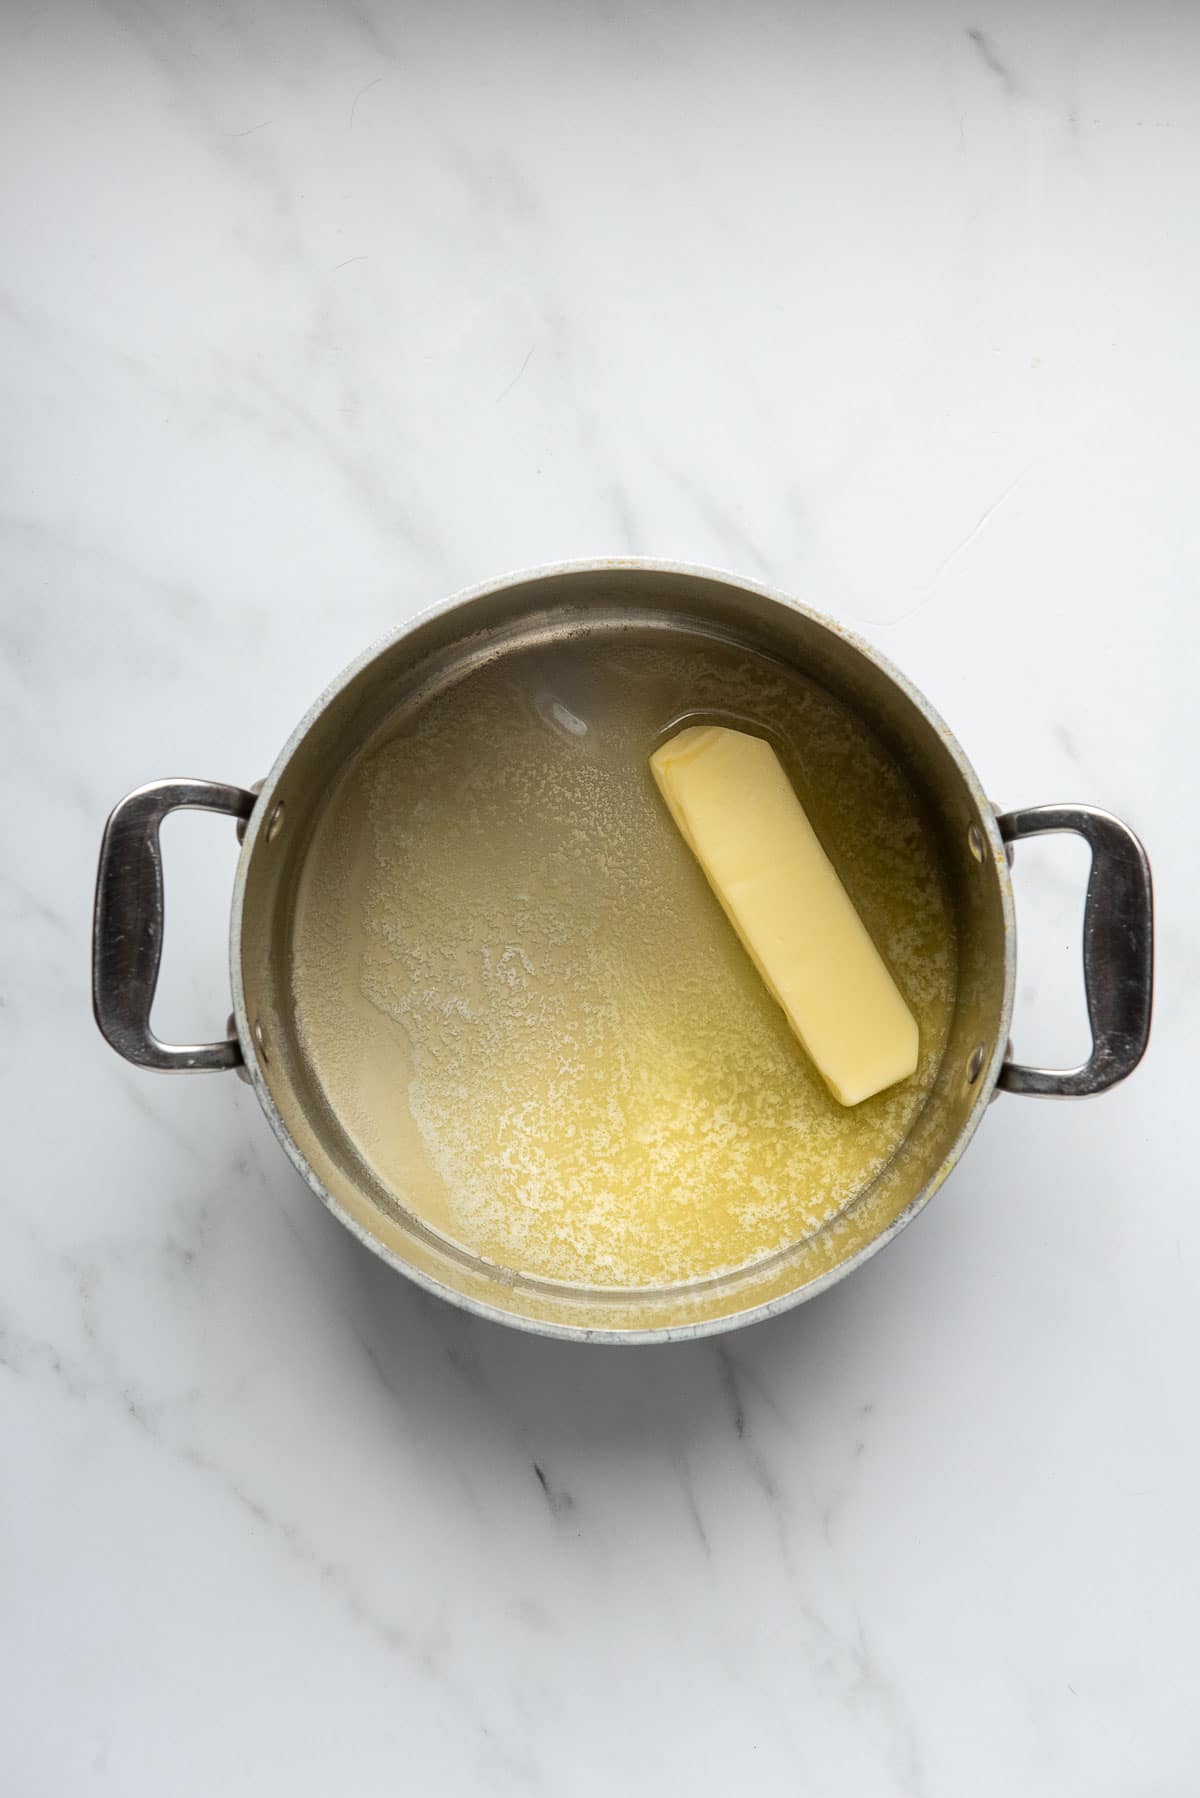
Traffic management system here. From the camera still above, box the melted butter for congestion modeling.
[291,633,957,1290]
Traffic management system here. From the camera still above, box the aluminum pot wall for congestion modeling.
[93,561,1153,1342]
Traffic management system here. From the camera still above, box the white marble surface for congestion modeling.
[2,2,1196,1791]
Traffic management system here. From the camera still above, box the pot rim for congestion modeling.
[229,558,1016,1344]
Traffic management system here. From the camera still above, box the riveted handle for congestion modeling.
[92,779,257,1072]
[997,805,1153,1097]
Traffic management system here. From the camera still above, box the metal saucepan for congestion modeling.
[92,562,1154,1341]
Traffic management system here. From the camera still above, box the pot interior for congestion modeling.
[236,567,1011,1338]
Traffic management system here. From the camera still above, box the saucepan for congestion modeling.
[92,562,1153,1341]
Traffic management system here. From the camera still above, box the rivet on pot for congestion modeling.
[254,1018,269,1064]
[967,822,985,863]
[266,801,285,843]
[967,1042,986,1085]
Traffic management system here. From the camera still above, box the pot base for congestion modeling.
[287,616,959,1298]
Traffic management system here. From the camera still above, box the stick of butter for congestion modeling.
[650,725,919,1106]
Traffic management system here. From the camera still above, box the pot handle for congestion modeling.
[996,805,1153,1097]
[92,779,258,1072]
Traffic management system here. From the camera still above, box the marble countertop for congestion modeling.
[3,3,1195,1792]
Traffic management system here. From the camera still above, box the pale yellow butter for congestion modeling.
[650,725,919,1106]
